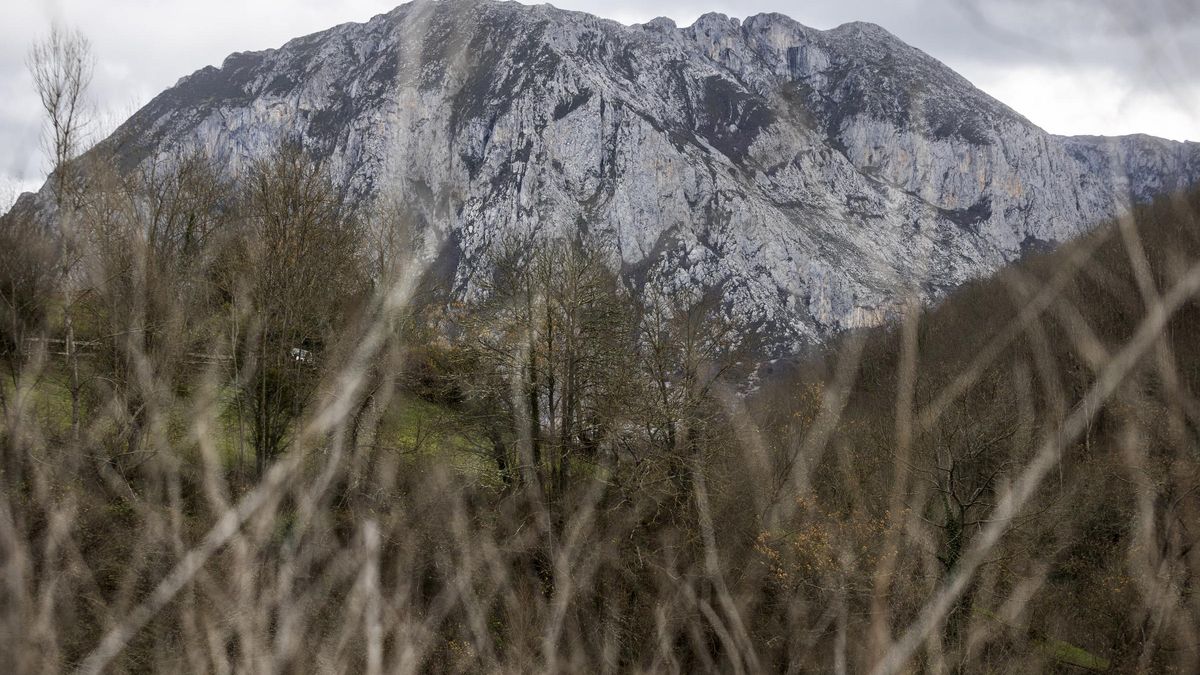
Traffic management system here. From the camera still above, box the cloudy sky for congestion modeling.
[2,0,1198,207]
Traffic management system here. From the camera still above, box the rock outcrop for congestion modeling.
[17,0,1200,349]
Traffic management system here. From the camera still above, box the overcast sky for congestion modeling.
[3,0,1198,208]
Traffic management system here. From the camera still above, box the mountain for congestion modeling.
[19,0,1200,349]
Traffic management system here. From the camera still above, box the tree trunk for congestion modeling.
[528,349,540,469]
[66,309,80,443]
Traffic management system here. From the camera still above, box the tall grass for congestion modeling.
[3,186,1200,673]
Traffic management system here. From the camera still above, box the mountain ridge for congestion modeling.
[11,0,1200,351]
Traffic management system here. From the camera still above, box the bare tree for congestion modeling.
[27,23,95,442]
[234,144,366,477]
[0,210,56,381]
[80,152,229,469]
[0,210,58,484]
[464,234,630,497]
[28,23,94,208]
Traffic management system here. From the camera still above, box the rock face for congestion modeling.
[34,0,1200,348]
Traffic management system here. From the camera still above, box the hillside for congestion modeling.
[750,185,1200,671]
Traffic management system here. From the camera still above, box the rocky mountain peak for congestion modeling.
[15,0,1200,352]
